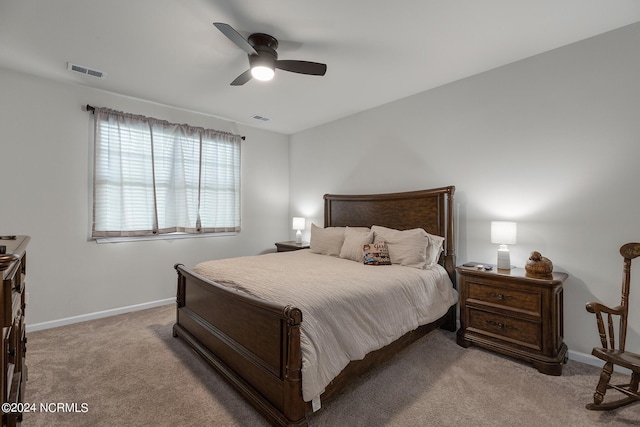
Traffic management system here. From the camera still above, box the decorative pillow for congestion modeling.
[309,224,345,256]
[425,233,445,267]
[339,227,374,262]
[371,225,429,269]
[363,242,391,265]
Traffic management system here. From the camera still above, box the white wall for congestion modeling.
[0,67,290,326]
[290,23,640,357]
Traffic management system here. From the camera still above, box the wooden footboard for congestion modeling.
[173,263,455,426]
[173,264,307,426]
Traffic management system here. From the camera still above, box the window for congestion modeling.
[91,108,241,239]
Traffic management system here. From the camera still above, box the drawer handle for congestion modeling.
[486,320,517,331]
[487,292,515,301]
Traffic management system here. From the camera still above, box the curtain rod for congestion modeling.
[85,104,245,140]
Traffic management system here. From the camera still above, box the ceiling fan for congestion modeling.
[214,22,327,86]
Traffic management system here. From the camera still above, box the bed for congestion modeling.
[173,186,457,426]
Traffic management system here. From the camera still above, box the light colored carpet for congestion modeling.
[22,305,640,426]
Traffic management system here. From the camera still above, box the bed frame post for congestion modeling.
[173,263,185,338]
[283,306,306,426]
[445,186,456,285]
[442,186,458,332]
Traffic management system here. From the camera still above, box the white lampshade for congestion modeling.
[292,217,305,244]
[491,221,517,269]
[292,217,305,231]
[491,221,517,245]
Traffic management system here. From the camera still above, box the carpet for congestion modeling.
[22,305,640,426]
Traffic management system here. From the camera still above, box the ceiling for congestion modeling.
[1,1,639,135]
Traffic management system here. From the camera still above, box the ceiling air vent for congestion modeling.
[67,62,106,79]
[251,114,270,122]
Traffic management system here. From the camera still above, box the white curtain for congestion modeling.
[92,108,241,238]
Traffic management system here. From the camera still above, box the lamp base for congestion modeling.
[496,245,512,270]
[295,230,302,244]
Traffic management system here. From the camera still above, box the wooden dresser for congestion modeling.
[456,264,568,375]
[1,236,29,427]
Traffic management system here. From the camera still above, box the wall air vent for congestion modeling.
[67,62,106,79]
[251,114,270,122]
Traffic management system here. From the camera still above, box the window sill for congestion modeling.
[95,232,238,244]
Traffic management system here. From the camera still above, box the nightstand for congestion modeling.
[456,264,568,375]
[275,241,310,252]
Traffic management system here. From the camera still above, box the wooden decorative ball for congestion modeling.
[525,251,553,277]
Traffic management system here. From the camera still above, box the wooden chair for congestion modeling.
[585,242,640,410]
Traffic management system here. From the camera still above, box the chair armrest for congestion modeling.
[585,301,623,315]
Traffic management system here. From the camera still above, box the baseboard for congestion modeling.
[25,298,175,333]
[569,349,600,367]
[568,349,631,375]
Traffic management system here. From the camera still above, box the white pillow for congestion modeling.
[309,224,345,256]
[339,227,374,262]
[371,225,430,269]
[425,233,445,267]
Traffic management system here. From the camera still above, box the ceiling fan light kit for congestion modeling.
[214,22,326,86]
[251,65,274,81]
[247,40,276,81]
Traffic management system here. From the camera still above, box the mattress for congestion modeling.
[193,249,458,402]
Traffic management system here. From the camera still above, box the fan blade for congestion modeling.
[276,60,327,76]
[230,69,252,86]
[213,22,257,55]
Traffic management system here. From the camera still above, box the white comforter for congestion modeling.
[193,250,458,402]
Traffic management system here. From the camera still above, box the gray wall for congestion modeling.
[289,23,640,357]
[0,67,290,326]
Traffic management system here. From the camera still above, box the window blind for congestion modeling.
[91,108,241,238]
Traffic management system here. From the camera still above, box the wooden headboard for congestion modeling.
[324,186,456,285]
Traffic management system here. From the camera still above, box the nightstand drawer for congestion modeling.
[468,308,541,350]
[467,281,541,316]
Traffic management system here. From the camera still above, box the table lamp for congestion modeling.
[292,217,305,244]
[491,221,517,270]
